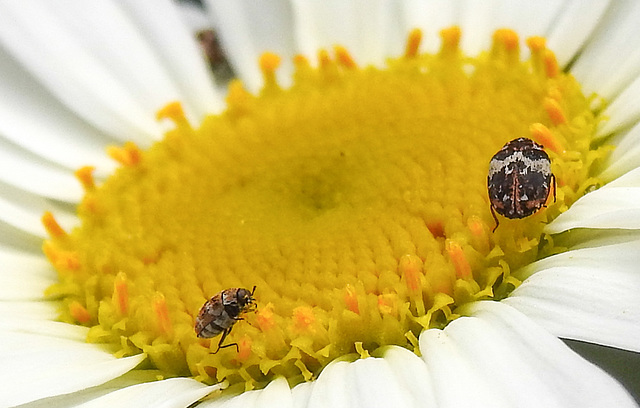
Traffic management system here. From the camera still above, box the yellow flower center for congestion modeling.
[42,28,607,392]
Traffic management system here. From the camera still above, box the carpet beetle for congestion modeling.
[195,286,256,353]
[488,137,555,231]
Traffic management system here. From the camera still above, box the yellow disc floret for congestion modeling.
[43,28,607,391]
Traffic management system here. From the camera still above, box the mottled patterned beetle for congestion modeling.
[488,137,555,231]
[195,286,257,353]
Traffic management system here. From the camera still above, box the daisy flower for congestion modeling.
[1,1,640,407]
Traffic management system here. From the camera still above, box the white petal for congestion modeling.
[459,0,564,57]
[176,0,213,33]
[0,137,82,203]
[546,0,612,67]
[596,69,640,138]
[0,1,166,144]
[0,181,78,238]
[504,239,640,352]
[0,331,145,407]
[545,167,640,233]
[119,0,224,120]
[420,323,509,407]
[306,360,353,408]
[290,381,314,408]
[200,377,293,408]
[0,46,117,175]
[459,0,500,56]
[431,301,638,407]
[381,346,437,408]
[400,0,457,54]
[15,370,162,408]
[291,0,404,67]
[0,246,56,300]
[306,357,412,408]
[349,357,413,408]
[0,222,43,252]
[570,0,640,100]
[74,377,220,408]
[253,377,294,408]
[0,300,89,341]
[204,0,296,92]
[600,122,640,181]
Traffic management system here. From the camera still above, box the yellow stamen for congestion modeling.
[107,141,142,166]
[334,46,357,69]
[445,240,472,280]
[530,122,566,155]
[42,211,67,239]
[404,28,422,58]
[75,166,96,191]
[260,52,281,90]
[152,292,172,336]
[112,272,129,315]
[544,97,568,126]
[69,301,91,324]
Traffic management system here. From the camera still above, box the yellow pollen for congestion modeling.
[75,166,96,191]
[112,272,129,315]
[260,52,281,89]
[530,122,566,155]
[334,46,357,69]
[404,28,422,58]
[42,211,67,239]
[69,301,91,324]
[107,141,142,167]
[544,97,568,126]
[43,27,608,390]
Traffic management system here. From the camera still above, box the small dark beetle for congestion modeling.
[195,286,256,353]
[488,137,555,231]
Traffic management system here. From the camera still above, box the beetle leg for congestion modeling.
[213,327,239,354]
[551,174,557,203]
[490,205,500,232]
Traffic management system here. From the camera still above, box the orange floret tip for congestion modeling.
[256,302,276,332]
[544,49,560,78]
[530,122,565,155]
[439,26,461,54]
[69,301,91,324]
[43,241,81,272]
[152,292,173,336]
[344,284,359,314]
[334,45,357,69]
[236,336,253,362]
[399,254,423,294]
[259,52,281,88]
[292,306,315,331]
[107,141,142,167]
[467,216,489,254]
[318,49,332,69]
[526,36,546,54]
[75,166,95,191]
[445,240,472,280]
[404,28,423,58]
[492,29,519,59]
[377,294,397,316]
[42,211,67,239]
[544,97,567,126]
[294,54,310,69]
[156,101,187,124]
[112,272,129,315]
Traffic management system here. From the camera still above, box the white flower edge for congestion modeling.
[0,330,146,407]
[505,238,640,352]
[196,301,638,408]
[545,166,640,233]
